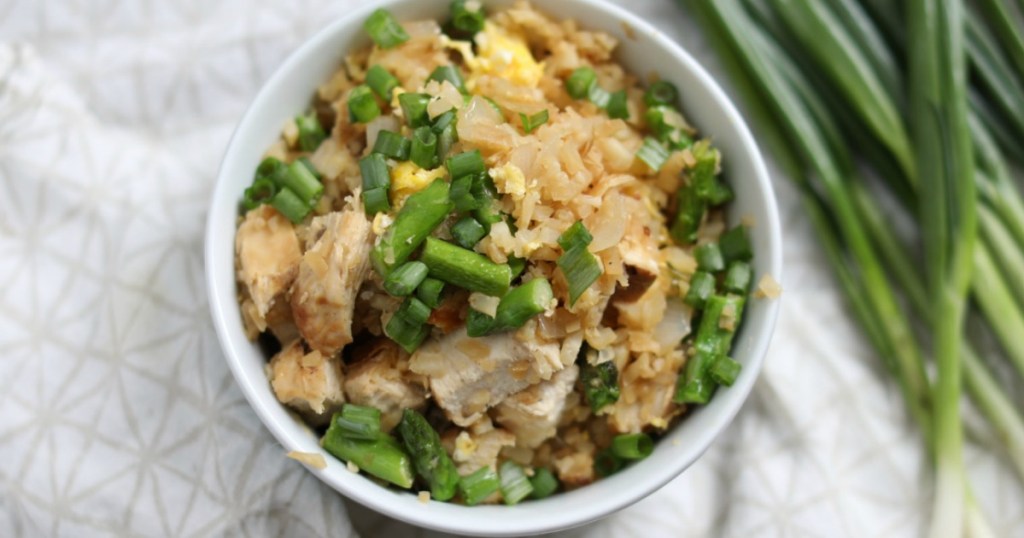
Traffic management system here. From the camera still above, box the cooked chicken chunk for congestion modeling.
[267,340,345,426]
[409,327,564,426]
[493,365,579,448]
[235,205,302,324]
[290,204,374,356]
[343,339,427,432]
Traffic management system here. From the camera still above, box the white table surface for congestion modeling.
[1,0,1021,536]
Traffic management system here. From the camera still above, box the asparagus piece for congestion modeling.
[396,409,459,501]
[372,179,453,275]
[420,237,512,296]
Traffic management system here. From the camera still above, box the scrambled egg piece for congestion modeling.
[390,162,446,208]
[489,162,526,200]
[465,22,544,88]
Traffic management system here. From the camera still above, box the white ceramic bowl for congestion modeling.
[205,0,782,534]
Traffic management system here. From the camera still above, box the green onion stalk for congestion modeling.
[907,1,975,534]
[686,0,1024,533]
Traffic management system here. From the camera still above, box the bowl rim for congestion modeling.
[205,0,783,535]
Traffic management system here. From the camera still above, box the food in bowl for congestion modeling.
[233,0,755,505]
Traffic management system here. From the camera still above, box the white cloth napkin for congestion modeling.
[1,1,1021,536]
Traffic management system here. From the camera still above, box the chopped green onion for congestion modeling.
[450,0,485,35]
[588,83,611,109]
[706,178,734,205]
[606,90,629,119]
[431,109,457,132]
[724,261,753,294]
[709,355,742,387]
[416,277,445,309]
[278,160,323,206]
[519,109,549,133]
[366,64,400,100]
[396,296,432,326]
[645,105,678,140]
[580,359,620,412]
[348,85,381,123]
[428,64,466,93]
[399,93,431,127]
[435,122,458,161]
[362,187,390,215]
[256,156,285,179]
[409,127,439,169]
[449,174,479,213]
[684,270,716,309]
[383,261,429,296]
[420,237,512,296]
[666,129,694,150]
[557,222,602,306]
[322,414,413,488]
[359,153,391,214]
[528,468,559,499]
[271,188,310,223]
[557,221,594,251]
[372,130,410,160]
[695,242,725,272]
[297,157,320,179]
[669,184,705,246]
[446,150,485,179]
[243,178,277,210]
[566,67,597,99]
[364,8,409,49]
[689,142,720,200]
[397,409,459,501]
[593,448,624,477]
[498,461,533,505]
[459,467,501,506]
[636,136,670,171]
[295,112,327,152]
[372,179,453,274]
[384,313,431,353]
[333,404,383,441]
[451,216,487,249]
[611,433,654,460]
[719,225,753,263]
[644,80,679,107]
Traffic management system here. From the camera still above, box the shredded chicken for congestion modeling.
[290,201,374,356]
[235,205,302,325]
[409,327,563,426]
[268,340,345,425]
[343,339,427,432]
[493,365,579,448]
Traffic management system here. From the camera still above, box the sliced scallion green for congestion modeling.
[364,8,410,49]
[365,64,400,100]
[498,461,533,505]
[519,109,549,133]
[348,85,381,123]
[636,136,670,171]
[372,130,411,160]
[410,127,439,169]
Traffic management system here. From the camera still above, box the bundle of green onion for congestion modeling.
[684,0,1024,534]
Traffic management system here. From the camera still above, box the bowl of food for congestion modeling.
[205,0,781,534]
